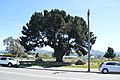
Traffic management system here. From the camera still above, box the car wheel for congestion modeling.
[15,65,18,68]
[8,63,12,67]
[102,68,109,74]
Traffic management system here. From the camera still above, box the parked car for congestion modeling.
[0,57,20,67]
[99,61,120,74]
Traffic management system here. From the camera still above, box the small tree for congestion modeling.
[35,53,40,58]
[3,36,25,57]
[104,47,116,60]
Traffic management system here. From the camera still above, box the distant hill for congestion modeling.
[115,52,120,56]
[90,50,104,58]
[33,49,105,58]
[32,49,53,54]
[1,49,120,57]
[0,50,7,53]
[90,50,120,57]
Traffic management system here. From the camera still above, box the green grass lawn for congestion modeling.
[22,61,100,68]
[61,61,100,68]
[21,58,120,68]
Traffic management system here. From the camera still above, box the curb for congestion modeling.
[19,65,99,73]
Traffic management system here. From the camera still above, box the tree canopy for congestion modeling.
[104,47,116,60]
[20,9,97,62]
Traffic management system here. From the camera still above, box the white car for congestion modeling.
[99,61,120,74]
[0,57,20,67]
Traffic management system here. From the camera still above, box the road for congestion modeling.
[0,67,119,80]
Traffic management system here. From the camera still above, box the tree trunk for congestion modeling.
[56,55,63,62]
[54,50,64,62]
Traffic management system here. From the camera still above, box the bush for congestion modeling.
[20,52,28,58]
[75,60,85,65]
[35,58,43,63]
[35,53,40,58]
[43,53,51,59]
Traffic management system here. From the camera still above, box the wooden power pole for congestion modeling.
[87,9,91,72]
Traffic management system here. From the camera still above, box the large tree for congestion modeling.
[3,36,24,57]
[104,47,116,60]
[20,9,96,62]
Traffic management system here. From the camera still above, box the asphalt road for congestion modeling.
[0,67,120,80]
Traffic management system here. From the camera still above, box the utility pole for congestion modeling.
[87,9,91,72]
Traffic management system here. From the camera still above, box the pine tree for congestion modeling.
[20,9,97,62]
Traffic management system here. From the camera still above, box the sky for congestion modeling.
[0,0,120,52]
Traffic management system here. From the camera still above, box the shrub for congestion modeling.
[75,60,85,65]
[35,58,43,63]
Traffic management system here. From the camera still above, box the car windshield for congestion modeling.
[115,62,120,66]
[99,62,104,67]
[9,58,15,61]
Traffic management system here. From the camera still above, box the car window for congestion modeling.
[0,58,7,60]
[106,62,115,66]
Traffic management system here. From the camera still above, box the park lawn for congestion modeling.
[31,60,102,68]
[21,59,120,68]
[61,64,99,68]
[63,59,120,68]
[61,59,103,68]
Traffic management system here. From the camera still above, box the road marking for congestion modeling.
[0,70,92,80]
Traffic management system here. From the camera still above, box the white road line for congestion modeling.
[0,70,92,80]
